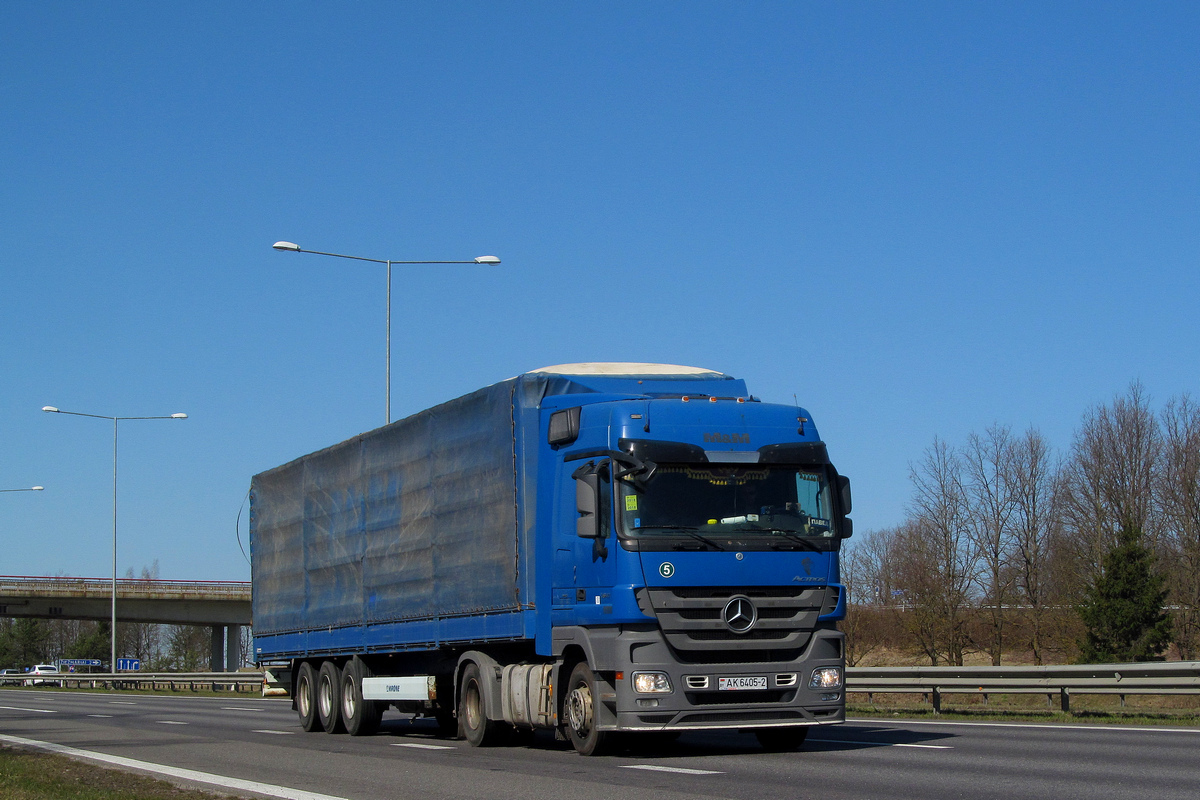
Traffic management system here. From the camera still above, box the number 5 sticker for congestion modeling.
[658,562,675,579]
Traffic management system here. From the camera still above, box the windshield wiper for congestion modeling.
[634,525,726,551]
[759,529,825,551]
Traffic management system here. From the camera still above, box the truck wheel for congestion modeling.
[755,727,808,751]
[458,663,503,747]
[317,661,346,734]
[563,662,613,756]
[340,659,381,736]
[295,662,319,732]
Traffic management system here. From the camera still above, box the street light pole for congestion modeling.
[41,406,187,673]
[0,486,44,493]
[272,241,501,425]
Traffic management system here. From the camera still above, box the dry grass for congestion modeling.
[0,746,248,800]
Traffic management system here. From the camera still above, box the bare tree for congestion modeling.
[1059,382,1161,591]
[962,425,1017,665]
[840,528,901,666]
[1159,395,1200,658]
[1005,427,1059,664]
[904,439,978,665]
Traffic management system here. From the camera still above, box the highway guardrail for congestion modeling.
[846,661,1200,712]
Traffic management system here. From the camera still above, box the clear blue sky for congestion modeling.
[2,2,1197,581]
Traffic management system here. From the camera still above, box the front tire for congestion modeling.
[563,662,614,756]
[340,658,381,736]
[295,662,319,732]
[317,661,346,734]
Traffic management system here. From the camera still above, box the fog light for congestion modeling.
[809,667,842,689]
[636,698,660,707]
[820,693,840,702]
[632,671,673,693]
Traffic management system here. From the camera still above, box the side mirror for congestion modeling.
[840,517,853,539]
[837,474,852,515]
[575,469,601,539]
[549,407,581,446]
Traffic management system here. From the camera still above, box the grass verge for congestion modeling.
[0,745,246,800]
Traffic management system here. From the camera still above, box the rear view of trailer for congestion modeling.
[250,380,525,660]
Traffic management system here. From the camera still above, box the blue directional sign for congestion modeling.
[59,659,103,667]
[116,658,142,671]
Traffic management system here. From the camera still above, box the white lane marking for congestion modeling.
[109,701,137,705]
[88,714,114,718]
[157,721,188,725]
[622,764,724,775]
[849,718,1200,736]
[895,743,953,749]
[254,730,296,735]
[0,732,350,800]
[390,742,455,750]
[222,707,265,712]
[0,705,56,713]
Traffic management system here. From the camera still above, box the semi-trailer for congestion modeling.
[251,363,852,755]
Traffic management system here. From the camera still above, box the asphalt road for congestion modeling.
[2,688,1198,800]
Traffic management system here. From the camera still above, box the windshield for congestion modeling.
[617,463,835,546]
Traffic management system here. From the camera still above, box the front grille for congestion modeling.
[680,710,804,724]
[640,586,824,656]
[685,690,793,705]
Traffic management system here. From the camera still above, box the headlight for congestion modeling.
[632,671,673,693]
[809,667,842,689]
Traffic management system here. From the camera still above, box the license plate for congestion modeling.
[718,676,767,691]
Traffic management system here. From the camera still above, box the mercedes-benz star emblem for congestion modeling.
[722,595,757,633]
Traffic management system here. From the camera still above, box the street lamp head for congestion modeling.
[171,413,188,419]
[31,486,44,491]
[273,241,301,252]
[42,406,59,413]
[474,256,501,265]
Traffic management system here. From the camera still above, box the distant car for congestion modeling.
[0,669,22,685]
[25,664,61,686]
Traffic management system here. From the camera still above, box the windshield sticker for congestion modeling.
[625,495,638,511]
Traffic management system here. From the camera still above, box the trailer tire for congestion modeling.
[340,659,381,736]
[458,663,503,747]
[563,662,613,756]
[755,727,808,752]
[296,662,319,732]
[317,661,346,734]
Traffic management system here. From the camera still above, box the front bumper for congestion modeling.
[599,626,846,731]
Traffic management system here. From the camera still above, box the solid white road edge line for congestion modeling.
[0,733,350,800]
[848,718,1200,735]
[621,765,724,775]
[809,737,953,749]
[0,706,56,713]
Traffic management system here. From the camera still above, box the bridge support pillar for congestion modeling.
[211,625,225,672]
[226,624,242,672]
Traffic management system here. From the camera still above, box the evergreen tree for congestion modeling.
[66,622,111,661]
[1078,525,1173,662]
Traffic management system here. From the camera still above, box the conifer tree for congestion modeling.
[1078,525,1172,662]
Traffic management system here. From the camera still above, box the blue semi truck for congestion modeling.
[251,363,852,755]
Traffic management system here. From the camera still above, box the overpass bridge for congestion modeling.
[0,576,251,671]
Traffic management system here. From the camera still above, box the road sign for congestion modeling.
[116,658,142,671]
[59,658,103,667]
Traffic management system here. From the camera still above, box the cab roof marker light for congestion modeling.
[681,396,690,402]
[709,396,718,403]
[737,397,746,403]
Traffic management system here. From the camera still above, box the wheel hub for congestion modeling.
[566,685,594,736]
